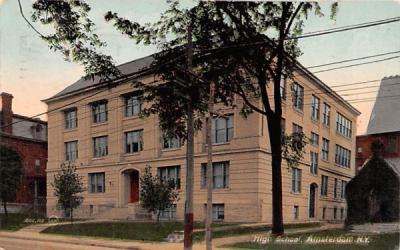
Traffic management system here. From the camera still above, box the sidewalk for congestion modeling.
[0,222,344,250]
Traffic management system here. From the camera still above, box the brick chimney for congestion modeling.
[0,92,14,134]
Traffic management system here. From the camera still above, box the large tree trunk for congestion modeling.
[266,114,284,235]
[3,199,8,218]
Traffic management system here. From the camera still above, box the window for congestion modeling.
[158,166,181,189]
[292,82,304,111]
[201,162,229,189]
[340,180,347,199]
[310,152,318,175]
[334,207,337,220]
[212,115,233,144]
[125,93,143,117]
[292,123,303,135]
[280,76,286,100]
[64,109,77,129]
[281,118,286,142]
[92,101,108,123]
[293,206,299,220]
[311,95,320,120]
[162,134,181,149]
[125,130,144,153]
[310,132,319,146]
[334,178,338,199]
[159,204,177,219]
[336,113,352,138]
[322,138,330,161]
[93,136,108,157]
[321,175,328,196]
[291,168,302,193]
[340,208,344,220]
[65,141,78,161]
[335,145,351,168]
[323,103,330,126]
[89,172,105,193]
[322,207,326,220]
[212,204,225,221]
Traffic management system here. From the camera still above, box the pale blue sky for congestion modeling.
[0,0,399,134]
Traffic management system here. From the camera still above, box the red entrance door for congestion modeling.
[130,171,139,203]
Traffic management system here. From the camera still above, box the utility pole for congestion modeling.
[184,22,194,250]
[205,80,215,250]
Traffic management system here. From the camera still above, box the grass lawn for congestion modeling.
[0,213,30,231]
[42,221,320,242]
[42,221,205,242]
[225,230,400,250]
[193,222,321,242]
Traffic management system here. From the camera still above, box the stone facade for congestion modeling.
[44,56,359,223]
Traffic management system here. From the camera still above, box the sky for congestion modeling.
[0,0,399,135]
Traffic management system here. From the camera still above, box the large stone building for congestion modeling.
[0,92,47,214]
[44,55,359,223]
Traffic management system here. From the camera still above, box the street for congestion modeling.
[0,235,137,250]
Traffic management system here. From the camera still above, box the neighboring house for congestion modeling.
[44,55,359,223]
[346,142,399,225]
[356,76,400,173]
[0,92,47,214]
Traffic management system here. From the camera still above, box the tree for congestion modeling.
[52,162,85,222]
[28,0,338,238]
[140,167,179,223]
[0,146,22,218]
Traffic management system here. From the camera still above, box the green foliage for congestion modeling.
[139,167,179,223]
[282,132,308,169]
[31,0,120,80]
[52,162,85,221]
[0,146,23,217]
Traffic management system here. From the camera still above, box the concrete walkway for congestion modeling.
[0,221,344,250]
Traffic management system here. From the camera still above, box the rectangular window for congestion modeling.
[310,132,319,146]
[212,204,225,221]
[89,172,105,193]
[322,207,326,220]
[93,136,108,157]
[340,208,344,220]
[292,123,303,135]
[310,152,318,175]
[322,138,330,161]
[125,130,144,153]
[334,178,338,199]
[65,141,78,161]
[201,162,229,189]
[125,93,143,117]
[323,103,330,126]
[293,206,299,220]
[281,118,286,142]
[334,207,337,220]
[92,101,108,123]
[280,76,286,100]
[340,180,347,199]
[336,113,352,138]
[335,144,351,168]
[162,134,181,149]
[64,109,77,129]
[292,83,304,111]
[311,95,320,121]
[291,168,302,193]
[212,115,233,144]
[158,166,181,189]
[159,204,177,219]
[321,175,328,197]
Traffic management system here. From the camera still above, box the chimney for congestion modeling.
[0,92,14,134]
